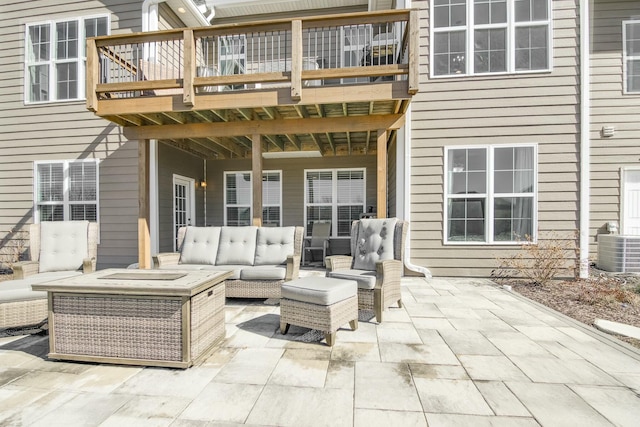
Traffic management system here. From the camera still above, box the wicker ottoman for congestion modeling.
[280,277,358,346]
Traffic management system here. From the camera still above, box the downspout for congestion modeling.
[400,108,431,278]
[397,0,431,278]
[579,0,590,279]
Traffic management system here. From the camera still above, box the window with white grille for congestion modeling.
[431,0,551,77]
[444,145,536,244]
[623,20,640,93]
[25,15,109,103]
[224,171,281,226]
[305,169,365,238]
[35,160,98,222]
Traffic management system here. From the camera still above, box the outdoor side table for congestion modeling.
[33,269,231,369]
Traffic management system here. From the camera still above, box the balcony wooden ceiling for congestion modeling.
[100,83,411,159]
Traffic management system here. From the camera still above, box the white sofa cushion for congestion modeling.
[179,226,220,265]
[281,277,357,306]
[216,226,258,266]
[352,218,397,271]
[254,227,295,265]
[39,221,89,273]
[240,265,287,280]
[327,269,377,290]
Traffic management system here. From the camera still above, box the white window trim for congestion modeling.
[623,20,640,94]
[223,170,282,226]
[303,168,367,239]
[620,166,640,234]
[172,174,196,251]
[24,14,110,104]
[33,159,100,224]
[443,143,538,245]
[429,0,553,78]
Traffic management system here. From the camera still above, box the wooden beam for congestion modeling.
[96,81,412,115]
[138,140,151,269]
[183,29,195,106]
[291,20,303,101]
[376,130,387,219]
[408,9,420,95]
[123,114,405,140]
[252,134,263,226]
[86,38,99,112]
[203,137,243,157]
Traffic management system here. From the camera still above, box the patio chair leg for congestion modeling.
[325,332,336,346]
[375,307,383,323]
[349,319,358,331]
[280,321,290,335]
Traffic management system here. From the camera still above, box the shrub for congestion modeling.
[492,231,578,286]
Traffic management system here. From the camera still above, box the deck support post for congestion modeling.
[408,10,419,95]
[252,134,263,226]
[138,139,151,269]
[183,29,195,107]
[377,129,387,218]
[86,38,99,112]
[291,20,302,101]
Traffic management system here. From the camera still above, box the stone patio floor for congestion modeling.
[2,276,640,426]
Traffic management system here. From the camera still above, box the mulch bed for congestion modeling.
[512,273,640,349]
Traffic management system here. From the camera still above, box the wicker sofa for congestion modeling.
[153,225,303,298]
[0,221,98,330]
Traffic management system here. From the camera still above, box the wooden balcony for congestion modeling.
[87,10,419,158]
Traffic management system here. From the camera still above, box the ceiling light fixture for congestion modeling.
[177,6,186,13]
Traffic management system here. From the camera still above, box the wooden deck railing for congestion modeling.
[86,9,419,111]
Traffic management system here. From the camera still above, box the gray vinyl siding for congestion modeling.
[202,155,377,255]
[408,0,581,277]
[590,0,640,255]
[157,142,206,253]
[0,0,144,269]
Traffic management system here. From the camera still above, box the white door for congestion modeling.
[622,169,640,235]
[173,175,195,251]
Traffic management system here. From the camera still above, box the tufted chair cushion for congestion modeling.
[216,226,258,266]
[352,218,397,271]
[254,226,296,265]
[179,226,221,265]
[38,221,89,273]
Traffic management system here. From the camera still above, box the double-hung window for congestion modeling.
[432,0,551,76]
[25,16,109,103]
[304,169,365,238]
[444,145,536,243]
[224,171,282,226]
[623,20,640,93]
[34,160,99,222]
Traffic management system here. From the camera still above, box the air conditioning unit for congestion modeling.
[597,235,640,273]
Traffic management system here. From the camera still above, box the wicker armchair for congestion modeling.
[1,221,98,330]
[325,218,407,323]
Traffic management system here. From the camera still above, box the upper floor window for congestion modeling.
[304,169,366,238]
[224,171,282,226]
[431,0,551,77]
[444,145,536,244]
[25,16,109,103]
[35,160,99,222]
[623,20,640,93]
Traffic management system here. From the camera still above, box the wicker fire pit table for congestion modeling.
[32,269,231,369]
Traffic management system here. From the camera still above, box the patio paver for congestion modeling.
[1,275,640,426]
